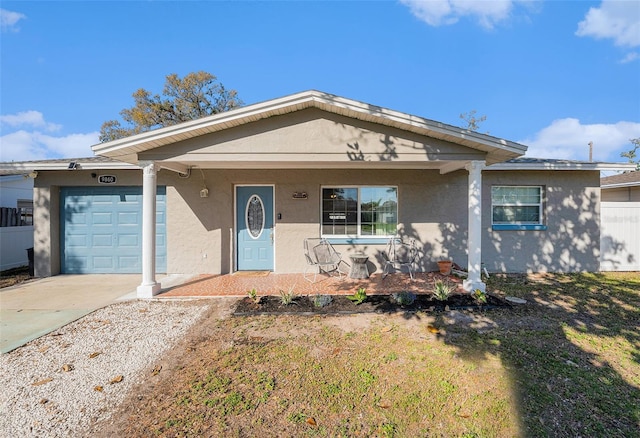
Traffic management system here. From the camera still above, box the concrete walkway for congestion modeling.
[0,274,191,353]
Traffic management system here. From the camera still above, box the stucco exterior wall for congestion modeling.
[32,167,602,277]
[482,170,601,273]
[140,108,486,165]
[163,168,470,275]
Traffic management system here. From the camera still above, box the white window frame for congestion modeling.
[321,185,398,239]
[491,185,544,226]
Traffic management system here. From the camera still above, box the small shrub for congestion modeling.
[247,288,261,304]
[433,280,452,301]
[392,291,416,306]
[310,294,333,308]
[472,288,487,304]
[346,287,367,305]
[279,285,297,305]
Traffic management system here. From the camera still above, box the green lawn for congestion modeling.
[109,272,639,437]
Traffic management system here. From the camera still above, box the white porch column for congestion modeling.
[463,160,486,293]
[137,160,161,298]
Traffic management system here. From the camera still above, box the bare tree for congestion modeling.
[459,110,487,132]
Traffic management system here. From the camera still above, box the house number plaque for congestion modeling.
[98,175,117,184]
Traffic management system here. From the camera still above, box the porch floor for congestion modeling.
[159,271,465,298]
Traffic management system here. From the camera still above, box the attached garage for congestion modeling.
[60,186,166,274]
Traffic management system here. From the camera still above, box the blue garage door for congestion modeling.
[61,186,166,274]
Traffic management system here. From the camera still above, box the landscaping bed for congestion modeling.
[234,292,511,315]
[88,272,640,438]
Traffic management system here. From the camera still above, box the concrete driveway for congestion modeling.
[0,274,188,353]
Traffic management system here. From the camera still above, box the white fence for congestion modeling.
[0,226,34,271]
[600,202,640,271]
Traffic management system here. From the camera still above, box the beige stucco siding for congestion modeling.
[33,167,602,277]
[138,108,486,166]
[161,169,599,273]
[483,170,601,273]
[162,168,470,275]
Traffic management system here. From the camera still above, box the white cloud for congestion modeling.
[619,51,639,64]
[0,130,99,162]
[576,0,640,48]
[0,111,62,132]
[0,112,99,162]
[1,8,26,32]
[400,0,519,29]
[520,118,640,162]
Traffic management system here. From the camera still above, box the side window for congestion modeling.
[492,186,543,226]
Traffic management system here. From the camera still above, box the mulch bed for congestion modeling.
[234,293,511,316]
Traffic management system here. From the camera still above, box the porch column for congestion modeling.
[463,160,486,293]
[137,160,161,298]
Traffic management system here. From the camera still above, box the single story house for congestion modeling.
[600,171,640,271]
[1,91,634,297]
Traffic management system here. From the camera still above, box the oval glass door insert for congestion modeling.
[246,195,265,239]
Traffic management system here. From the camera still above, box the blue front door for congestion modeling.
[236,186,274,271]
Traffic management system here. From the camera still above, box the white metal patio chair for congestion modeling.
[303,238,350,283]
[382,237,418,280]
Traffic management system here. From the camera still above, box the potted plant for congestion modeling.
[437,260,453,275]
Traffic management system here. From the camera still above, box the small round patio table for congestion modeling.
[349,253,370,279]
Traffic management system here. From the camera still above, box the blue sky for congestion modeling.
[1,1,639,164]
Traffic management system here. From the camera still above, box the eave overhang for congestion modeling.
[487,161,637,172]
[91,90,528,167]
[0,158,138,175]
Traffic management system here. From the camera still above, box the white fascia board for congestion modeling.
[601,181,640,189]
[0,161,139,172]
[92,90,528,159]
[486,162,637,171]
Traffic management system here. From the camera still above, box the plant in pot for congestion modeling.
[437,260,453,275]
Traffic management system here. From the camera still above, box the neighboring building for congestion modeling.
[0,91,634,296]
[601,171,640,201]
[0,174,35,271]
[600,171,640,271]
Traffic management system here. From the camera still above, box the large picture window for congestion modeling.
[322,187,397,238]
[492,186,543,226]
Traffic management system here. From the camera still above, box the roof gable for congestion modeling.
[92,90,527,166]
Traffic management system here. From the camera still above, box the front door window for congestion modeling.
[246,195,265,239]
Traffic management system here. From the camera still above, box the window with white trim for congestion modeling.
[321,187,397,238]
[491,186,543,225]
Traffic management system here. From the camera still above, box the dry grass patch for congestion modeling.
[94,273,639,437]
[106,313,519,437]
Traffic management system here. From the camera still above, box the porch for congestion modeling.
[159,272,464,298]
[91,91,528,298]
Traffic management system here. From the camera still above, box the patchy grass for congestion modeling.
[100,273,639,437]
[0,266,31,289]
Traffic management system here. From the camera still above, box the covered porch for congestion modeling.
[91,91,528,298]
